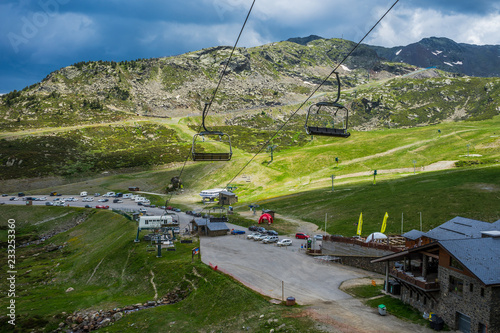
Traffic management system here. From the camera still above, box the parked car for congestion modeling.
[66,197,78,202]
[9,197,18,201]
[257,227,266,233]
[277,239,293,247]
[36,196,47,201]
[253,234,267,241]
[173,208,181,212]
[248,225,258,231]
[267,230,278,236]
[50,191,58,196]
[45,202,54,206]
[84,205,92,208]
[295,232,310,239]
[262,235,279,243]
[18,192,25,197]
[94,193,101,197]
[82,197,93,202]
[98,199,109,202]
[113,199,123,203]
[314,234,324,241]
[231,229,246,235]
[96,205,109,209]
[2,194,8,197]
[247,232,260,239]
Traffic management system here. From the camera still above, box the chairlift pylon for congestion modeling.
[192,102,233,161]
[305,72,350,138]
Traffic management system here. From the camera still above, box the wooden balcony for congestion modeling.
[391,268,440,291]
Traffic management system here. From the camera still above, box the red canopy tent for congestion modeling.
[258,213,273,224]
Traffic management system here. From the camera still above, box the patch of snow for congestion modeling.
[340,64,351,72]
[453,61,463,65]
[432,50,443,56]
[303,81,314,85]
[444,62,454,67]
[395,49,402,56]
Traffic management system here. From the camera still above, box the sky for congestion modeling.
[1,0,500,94]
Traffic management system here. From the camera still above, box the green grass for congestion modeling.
[254,165,500,236]
[0,206,323,332]
[343,284,383,298]
[366,296,430,327]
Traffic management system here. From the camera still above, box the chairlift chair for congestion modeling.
[192,103,233,161]
[305,72,351,138]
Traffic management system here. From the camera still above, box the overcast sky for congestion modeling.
[1,0,499,94]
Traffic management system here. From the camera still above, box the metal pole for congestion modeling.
[282,280,284,302]
[401,212,404,235]
[419,212,422,231]
[331,175,335,191]
[325,213,327,236]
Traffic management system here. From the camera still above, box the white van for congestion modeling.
[122,193,132,199]
[104,192,115,197]
[135,196,147,202]
[80,191,88,197]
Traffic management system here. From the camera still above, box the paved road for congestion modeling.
[201,227,361,304]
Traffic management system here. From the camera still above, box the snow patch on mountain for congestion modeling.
[341,64,351,72]
[395,49,402,56]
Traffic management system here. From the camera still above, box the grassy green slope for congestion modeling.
[0,207,320,332]
[255,165,500,237]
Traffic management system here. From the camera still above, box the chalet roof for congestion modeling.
[192,218,229,231]
[439,238,500,286]
[424,216,498,241]
[219,191,236,196]
[402,229,425,240]
[207,222,230,232]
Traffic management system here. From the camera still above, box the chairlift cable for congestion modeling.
[163,0,256,206]
[225,0,400,186]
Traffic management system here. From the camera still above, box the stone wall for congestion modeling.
[322,240,395,274]
[437,266,493,332]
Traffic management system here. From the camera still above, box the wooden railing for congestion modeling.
[391,268,440,290]
[324,235,403,252]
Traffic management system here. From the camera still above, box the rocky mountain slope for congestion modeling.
[370,37,500,77]
[0,37,499,132]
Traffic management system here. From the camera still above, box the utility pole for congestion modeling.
[401,212,404,235]
[331,175,335,191]
[419,212,422,231]
[325,213,327,236]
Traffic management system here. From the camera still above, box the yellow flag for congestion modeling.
[381,212,389,234]
[357,213,363,236]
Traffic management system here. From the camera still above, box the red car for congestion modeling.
[295,232,310,239]
[96,205,109,209]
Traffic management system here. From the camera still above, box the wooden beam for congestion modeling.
[421,251,439,259]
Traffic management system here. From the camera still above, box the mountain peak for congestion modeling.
[286,35,325,45]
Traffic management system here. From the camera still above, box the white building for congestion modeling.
[138,215,175,229]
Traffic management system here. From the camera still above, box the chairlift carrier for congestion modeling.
[192,102,233,161]
[305,72,350,138]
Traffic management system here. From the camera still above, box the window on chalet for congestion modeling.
[450,257,464,271]
[449,276,464,296]
[469,283,473,293]
[481,288,485,297]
